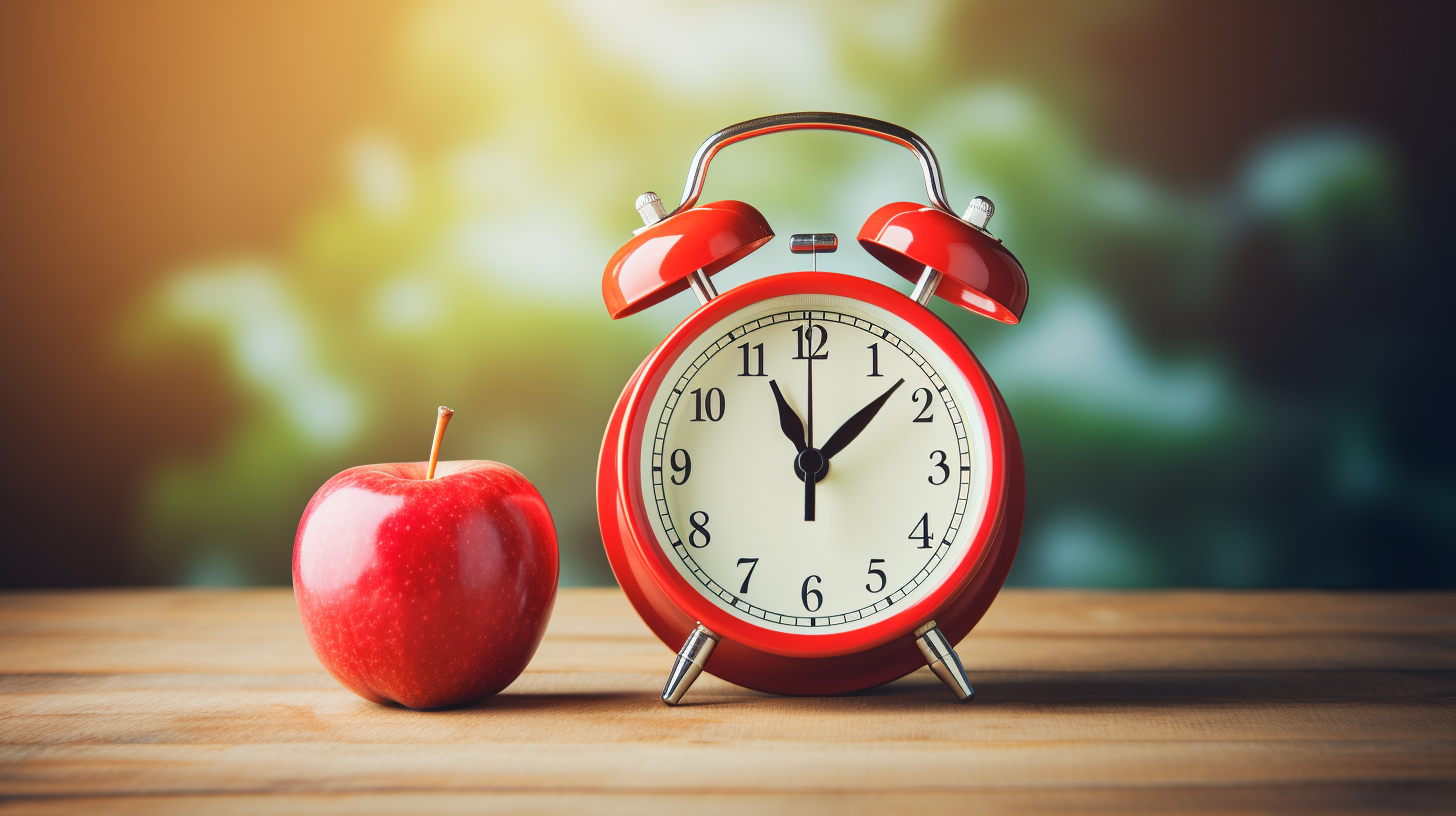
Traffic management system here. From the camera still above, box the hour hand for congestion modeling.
[821,378,905,461]
[768,380,807,453]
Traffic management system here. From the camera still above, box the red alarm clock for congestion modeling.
[597,113,1027,705]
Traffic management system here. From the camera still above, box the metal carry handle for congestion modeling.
[668,112,956,218]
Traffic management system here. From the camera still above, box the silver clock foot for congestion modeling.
[914,620,974,701]
[661,623,721,705]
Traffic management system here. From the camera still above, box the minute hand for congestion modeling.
[820,378,906,461]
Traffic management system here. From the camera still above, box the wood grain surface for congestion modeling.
[1,588,1453,814]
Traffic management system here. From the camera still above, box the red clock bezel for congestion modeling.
[613,272,1010,659]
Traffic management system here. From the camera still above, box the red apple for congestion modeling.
[293,407,557,709]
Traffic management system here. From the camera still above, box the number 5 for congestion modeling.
[865,559,887,593]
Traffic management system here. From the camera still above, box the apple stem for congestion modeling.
[427,406,454,479]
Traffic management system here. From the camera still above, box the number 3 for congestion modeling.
[928,450,949,485]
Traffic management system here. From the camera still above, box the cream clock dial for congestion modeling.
[641,293,993,634]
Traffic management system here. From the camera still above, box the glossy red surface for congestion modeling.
[293,460,558,709]
[858,202,1029,324]
[597,272,1023,695]
[602,200,774,319]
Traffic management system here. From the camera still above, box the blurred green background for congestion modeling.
[2,0,1451,588]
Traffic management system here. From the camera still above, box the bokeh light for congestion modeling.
[2,0,1450,588]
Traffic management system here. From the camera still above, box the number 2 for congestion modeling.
[911,387,934,422]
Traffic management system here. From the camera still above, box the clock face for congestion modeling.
[637,292,994,635]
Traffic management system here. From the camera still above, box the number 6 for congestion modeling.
[801,575,823,612]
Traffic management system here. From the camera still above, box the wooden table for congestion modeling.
[1,588,1453,814]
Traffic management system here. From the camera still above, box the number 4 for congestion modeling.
[909,513,932,549]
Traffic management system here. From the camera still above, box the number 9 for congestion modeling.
[670,448,692,485]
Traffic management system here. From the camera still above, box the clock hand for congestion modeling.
[804,314,818,521]
[819,378,906,461]
[804,453,817,522]
[767,380,807,453]
[770,378,820,521]
[806,315,815,449]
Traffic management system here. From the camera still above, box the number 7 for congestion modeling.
[736,558,759,594]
